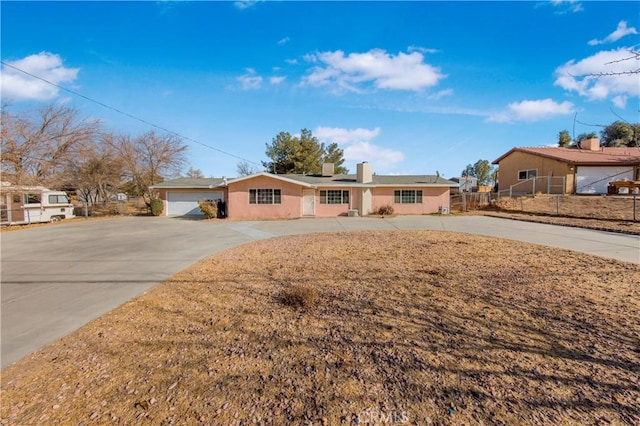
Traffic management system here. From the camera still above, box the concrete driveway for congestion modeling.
[2,215,638,368]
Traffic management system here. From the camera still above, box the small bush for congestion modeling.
[279,285,319,310]
[149,198,164,216]
[198,200,226,218]
[377,204,394,215]
[198,200,218,218]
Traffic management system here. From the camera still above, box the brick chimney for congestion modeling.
[322,163,335,176]
[579,137,600,151]
[356,162,372,183]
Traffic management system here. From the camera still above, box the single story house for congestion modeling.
[492,137,640,195]
[151,162,458,219]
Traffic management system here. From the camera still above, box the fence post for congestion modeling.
[532,178,536,195]
[556,195,560,216]
[462,192,467,212]
[634,194,637,222]
[547,177,551,194]
[84,202,88,219]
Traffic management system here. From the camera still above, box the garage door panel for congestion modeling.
[576,167,633,194]
[167,191,223,216]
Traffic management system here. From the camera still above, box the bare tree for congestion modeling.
[114,131,187,203]
[1,103,101,187]
[69,133,124,203]
[185,167,205,178]
[236,160,261,176]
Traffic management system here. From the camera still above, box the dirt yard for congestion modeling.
[2,231,638,425]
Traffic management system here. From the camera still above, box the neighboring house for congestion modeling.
[449,176,478,193]
[493,138,640,195]
[152,162,457,219]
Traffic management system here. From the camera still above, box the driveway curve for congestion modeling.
[2,215,638,368]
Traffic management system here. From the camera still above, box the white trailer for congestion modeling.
[0,183,76,225]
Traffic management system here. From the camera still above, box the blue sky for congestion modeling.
[1,1,639,179]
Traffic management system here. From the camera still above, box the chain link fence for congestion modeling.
[74,197,150,218]
[451,193,639,222]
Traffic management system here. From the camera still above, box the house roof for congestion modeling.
[153,173,458,190]
[493,147,640,166]
[150,177,226,189]
[278,173,457,187]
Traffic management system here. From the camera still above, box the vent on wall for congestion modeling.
[439,206,450,215]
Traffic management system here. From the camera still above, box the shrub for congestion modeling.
[198,200,226,218]
[279,285,319,310]
[149,198,163,216]
[377,204,394,215]
[198,200,218,218]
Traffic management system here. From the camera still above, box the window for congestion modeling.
[320,190,349,204]
[48,194,70,204]
[249,189,281,204]
[24,193,41,204]
[518,169,537,180]
[394,190,423,204]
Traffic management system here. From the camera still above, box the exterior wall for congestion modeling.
[497,151,573,194]
[314,187,360,217]
[371,187,450,215]
[227,176,304,219]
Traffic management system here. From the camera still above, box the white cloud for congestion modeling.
[612,95,627,109]
[554,47,640,100]
[315,126,381,144]
[549,0,583,14]
[428,88,454,100]
[0,52,79,101]
[302,48,446,93]
[408,45,439,54]
[487,98,574,123]
[314,126,404,170]
[285,58,298,65]
[269,76,286,85]
[588,21,638,45]
[236,68,262,90]
[278,37,290,45]
[234,1,262,10]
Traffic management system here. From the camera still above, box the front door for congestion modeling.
[302,189,315,216]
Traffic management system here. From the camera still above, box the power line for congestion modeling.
[1,61,262,167]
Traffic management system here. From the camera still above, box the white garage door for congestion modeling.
[576,166,634,194]
[167,191,223,216]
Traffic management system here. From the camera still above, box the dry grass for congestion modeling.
[1,231,639,425]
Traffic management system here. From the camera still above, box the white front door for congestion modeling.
[302,189,315,216]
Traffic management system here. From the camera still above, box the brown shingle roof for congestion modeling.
[493,147,640,165]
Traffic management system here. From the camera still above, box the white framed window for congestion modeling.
[394,190,423,204]
[518,169,537,180]
[320,190,349,204]
[249,189,281,204]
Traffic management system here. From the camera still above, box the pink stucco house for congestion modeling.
[152,162,457,219]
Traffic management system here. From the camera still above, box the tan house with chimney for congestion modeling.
[493,137,640,195]
[152,162,458,219]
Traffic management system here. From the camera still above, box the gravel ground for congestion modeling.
[1,231,639,425]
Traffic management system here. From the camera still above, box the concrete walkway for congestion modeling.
[1,215,638,368]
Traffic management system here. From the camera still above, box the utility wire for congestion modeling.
[1,61,262,166]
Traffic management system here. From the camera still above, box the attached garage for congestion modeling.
[166,191,224,216]
[576,166,634,194]
[150,178,228,217]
